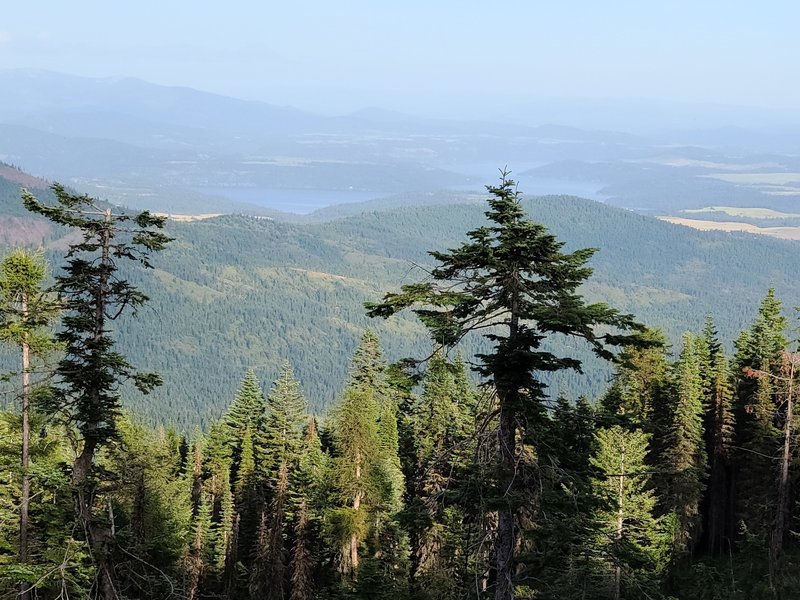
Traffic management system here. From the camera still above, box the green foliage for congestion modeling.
[367,172,650,598]
[590,425,669,599]
[662,333,709,557]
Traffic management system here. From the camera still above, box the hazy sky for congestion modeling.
[1,1,797,116]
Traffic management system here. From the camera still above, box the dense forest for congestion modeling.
[7,164,800,431]
[2,176,800,600]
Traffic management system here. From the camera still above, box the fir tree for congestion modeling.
[732,290,787,548]
[290,498,314,600]
[699,319,735,556]
[0,249,58,600]
[22,184,171,600]
[367,172,648,600]
[590,426,665,600]
[264,361,308,475]
[662,332,708,558]
[250,460,289,600]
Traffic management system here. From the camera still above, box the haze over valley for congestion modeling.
[4,4,800,599]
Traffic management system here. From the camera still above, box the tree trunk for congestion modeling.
[494,405,516,600]
[350,447,362,574]
[614,439,626,600]
[73,439,117,600]
[18,292,30,600]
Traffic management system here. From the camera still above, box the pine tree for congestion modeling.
[367,172,648,600]
[22,184,171,600]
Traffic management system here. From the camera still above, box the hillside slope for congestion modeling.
[0,167,798,428]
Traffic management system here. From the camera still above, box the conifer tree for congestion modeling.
[22,184,171,600]
[235,426,256,498]
[367,173,647,600]
[328,331,385,578]
[662,333,708,557]
[250,461,289,600]
[732,290,787,546]
[699,318,735,556]
[225,369,267,438]
[263,361,308,474]
[291,498,314,600]
[590,426,665,600]
[407,353,476,596]
[0,249,58,600]
[600,329,669,429]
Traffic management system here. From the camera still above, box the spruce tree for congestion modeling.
[327,331,385,579]
[407,353,476,597]
[263,361,308,474]
[367,172,647,600]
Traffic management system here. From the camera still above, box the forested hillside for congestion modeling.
[2,178,800,599]
[117,194,800,427]
[2,168,800,427]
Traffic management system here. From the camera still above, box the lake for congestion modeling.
[197,177,607,215]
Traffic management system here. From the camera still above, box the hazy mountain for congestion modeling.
[3,70,800,218]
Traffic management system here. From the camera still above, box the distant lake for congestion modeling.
[197,177,607,215]
[443,162,609,202]
[196,187,388,214]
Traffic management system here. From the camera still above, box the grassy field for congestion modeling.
[705,172,800,185]
[660,216,800,240]
[681,206,800,219]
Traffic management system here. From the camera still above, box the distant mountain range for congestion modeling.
[5,69,800,216]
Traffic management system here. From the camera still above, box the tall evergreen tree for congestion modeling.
[263,361,308,474]
[328,334,383,578]
[600,329,669,430]
[367,172,648,600]
[0,249,58,600]
[22,184,171,600]
[249,460,289,600]
[662,333,708,558]
[699,318,735,556]
[225,369,267,438]
[590,426,666,600]
[732,290,787,549]
[406,353,476,597]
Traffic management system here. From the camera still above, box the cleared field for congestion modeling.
[153,212,223,222]
[681,206,800,219]
[705,172,800,185]
[660,217,800,240]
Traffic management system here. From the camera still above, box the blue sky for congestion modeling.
[1,1,796,116]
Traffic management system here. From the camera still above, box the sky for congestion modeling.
[1,1,798,119]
